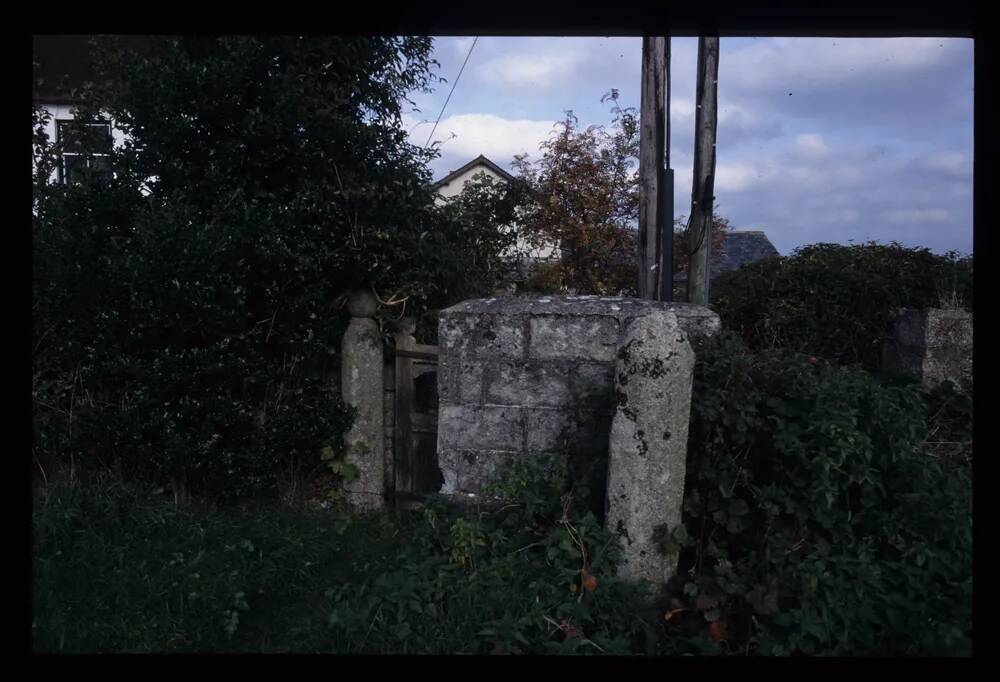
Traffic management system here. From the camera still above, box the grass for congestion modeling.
[32,472,399,653]
[32,467,660,655]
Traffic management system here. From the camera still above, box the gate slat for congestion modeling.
[393,332,415,495]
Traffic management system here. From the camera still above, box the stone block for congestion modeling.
[925,308,973,348]
[571,363,617,410]
[439,313,525,359]
[435,296,718,506]
[438,357,487,404]
[605,310,695,585]
[530,315,620,362]
[437,403,524,452]
[525,407,611,457]
[485,360,573,407]
[436,449,520,496]
[883,307,972,394]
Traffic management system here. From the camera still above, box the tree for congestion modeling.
[511,91,640,295]
[506,91,729,296]
[439,171,530,278]
[32,36,508,499]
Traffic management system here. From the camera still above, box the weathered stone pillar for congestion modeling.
[605,310,695,585]
[341,288,385,511]
[882,307,972,395]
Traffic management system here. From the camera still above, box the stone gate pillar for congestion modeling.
[341,288,385,511]
[605,310,695,585]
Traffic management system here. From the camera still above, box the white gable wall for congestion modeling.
[34,102,128,184]
[433,165,505,204]
[434,164,559,262]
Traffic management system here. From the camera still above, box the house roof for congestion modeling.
[710,230,780,278]
[431,154,515,190]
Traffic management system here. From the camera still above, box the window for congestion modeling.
[56,119,113,184]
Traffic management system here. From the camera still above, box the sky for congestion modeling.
[403,37,974,256]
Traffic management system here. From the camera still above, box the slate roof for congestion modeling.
[710,230,780,279]
[671,230,780,282]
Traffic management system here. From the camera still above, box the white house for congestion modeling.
[33,36,133,185]
[431,154,515,203]
[432,154,559,262]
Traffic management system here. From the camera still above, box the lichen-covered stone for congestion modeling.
[436,296,717,506]
[442,295,720,352]
[486,361,573,407]
[524,408,612,457]
[605,310,695,585]
[341,316,385,511]
[530,315,620,362]
[345,288,378,318]
[883,307,972,394]
[439,314,525,359]
[437,403,524,453]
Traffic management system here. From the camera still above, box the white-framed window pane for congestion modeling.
[62,154,87,185]
[56,120,113,155]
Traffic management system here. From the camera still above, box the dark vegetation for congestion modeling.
[33,36,513,501]
[710,242,973,371]
[33,359,971,654]
[33,37,971,655]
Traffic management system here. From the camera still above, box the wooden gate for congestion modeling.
[391,331,443,505]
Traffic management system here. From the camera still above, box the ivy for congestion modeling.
[661,333,972,656]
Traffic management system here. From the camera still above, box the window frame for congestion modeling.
[55,118,113,184]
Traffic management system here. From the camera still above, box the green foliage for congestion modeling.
[710,242,973,370]
[325,456,658,654]
[33,36,512,498]
[414,171,530,340]
[32,474,391,652]
[511,91,640,295]
[33,459,659,654]
[661,333,972,656]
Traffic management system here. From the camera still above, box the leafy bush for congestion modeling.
[710,242,973,370]
[509,93,640,296]
[660,333,972,656]
[324,456,660,654]
[32,473,395,652]
[32,37,514,499]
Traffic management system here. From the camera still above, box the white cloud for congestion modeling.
[715,162,770,192]
[724,38,966,91]
[672,98,695,122]
[451,37,475,57]
[475,52,586,88]
[882,208,952,223]
[795,133,829,157]
[671,98,781,146]
[406,113,556,171]
[920,151,972,177]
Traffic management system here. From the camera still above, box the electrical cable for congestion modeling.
[424,37,478,149]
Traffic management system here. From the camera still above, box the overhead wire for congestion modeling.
[424,37,478,149]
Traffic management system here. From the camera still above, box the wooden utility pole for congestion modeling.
[637,36,670,300]
[687,36,720,306]
[659,39,674,302]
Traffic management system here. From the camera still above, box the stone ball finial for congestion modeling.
[346,288,378,318]
[397,317,417,337]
